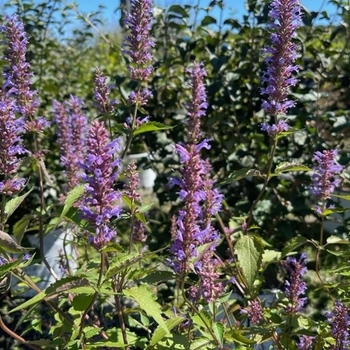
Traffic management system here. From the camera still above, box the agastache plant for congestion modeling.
[260,0,302,136]
[1,14,38,120]
[283,253,307,313]
[54,95,87,192]
[310,149,343,212]
[93,67,117,115]
[78,120,121,250]
[0,96,27,196]
[169,62,222,302]
[326,301,350,350]
[122,0,154,141]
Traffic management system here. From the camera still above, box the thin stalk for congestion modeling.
[246,138,278,228]
[78,251,105,341]
[180,278,222,349]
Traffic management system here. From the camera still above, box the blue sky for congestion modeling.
[69,0,338,27]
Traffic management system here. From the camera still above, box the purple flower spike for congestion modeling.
[310,149,343,202]
[168,63,222,302]
[241,298,262,325]
[79,121,122,250]
[261,0,301,139]
[93,67,117,114]
[284,253,307,313]
[326,301,350,350]
[0,95,27,194]
[261,0,302,117]
[1,14,38,119]
[123,0,154,82]
[54,96,87,191]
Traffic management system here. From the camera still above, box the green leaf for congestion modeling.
[201,15,216,26]
[133,122,174,136]
[192,310,212,330]
[168,5,189,17]
[4,187,34,223]
[235,235,263,291]
[12,214,32,245]
[124,285,168,333]
[0,229,33,253]
[60,184,85,220]
[140,270,174,284]
[326,235,349,245]
[218,168,261,186]
[262,249,281,264]
[225,330,256,345]
[105,252,146,279]
[11,277,94,313]
[212,322,224,346]
[281,236,308,257]
[149,316,185,346]
[273,162,311,175]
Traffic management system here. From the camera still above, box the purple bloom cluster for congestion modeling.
[0,96,26,194]
[283,253,307,313]
[296,335,314,350]
[123,0,154,82]
[54,95,87,191]
[78,121,122,250]
[1,14,38,119]
[169,62,222,302]
[326,301,350,349]
[310,149,343,202]
[93,67,117,114]
[241,298,262,325]
[260,0,302,134]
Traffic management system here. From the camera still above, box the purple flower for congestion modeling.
[1,14,38,119]
[123,0,154,81]
[284,253,307,313]
[296,335,314,350]
[260,119,289,137]
[78,121,122,250]
[310,149,343,202]
[93,67,117,114]
[326,301,350,349]
[241,298,262,325]
[0,95,27,194]
[54,95,87,191]
[261,0,302,117]
[168,63,222,302]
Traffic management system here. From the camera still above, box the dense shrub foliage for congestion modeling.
[0,0,349,349]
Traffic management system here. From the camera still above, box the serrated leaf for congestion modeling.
[281,236,308,257]
[11,277,94,313]
[212,322,224,346]
[262,249,281,263]
[273,162,311,175]
[105,252,145,279]
[4,187,33,223]
[141,270,174,284]
[218,168,261,186]
[326,235,349,245]
[235,235,263,291]
[192,310,212,330]
[133,122,174,136]
[60,184,85,220]
[124,285,168,333]
[149,316,185,346]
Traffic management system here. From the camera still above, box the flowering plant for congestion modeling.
[0,0,349,349]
